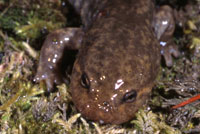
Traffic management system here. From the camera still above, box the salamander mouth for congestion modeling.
[72,87,153,124]
[73,98,133,124]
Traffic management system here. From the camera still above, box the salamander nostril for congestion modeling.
[123,90,137,103]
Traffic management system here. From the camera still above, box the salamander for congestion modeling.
[34,0,180,124]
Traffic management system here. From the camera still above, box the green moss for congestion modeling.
[131,110,181,134]
[15,8,66,40]
[0,0,66,45]
[0,8,28,31]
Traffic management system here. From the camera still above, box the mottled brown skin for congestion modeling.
[71,0,160,124]
[34,28,84,91]
[34,0,179,124]
[153,5,180,67]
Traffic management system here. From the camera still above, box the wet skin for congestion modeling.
[34,0,180,124]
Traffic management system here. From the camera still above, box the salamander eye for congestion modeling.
[80,72,90,89]
[123,90,137,103]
